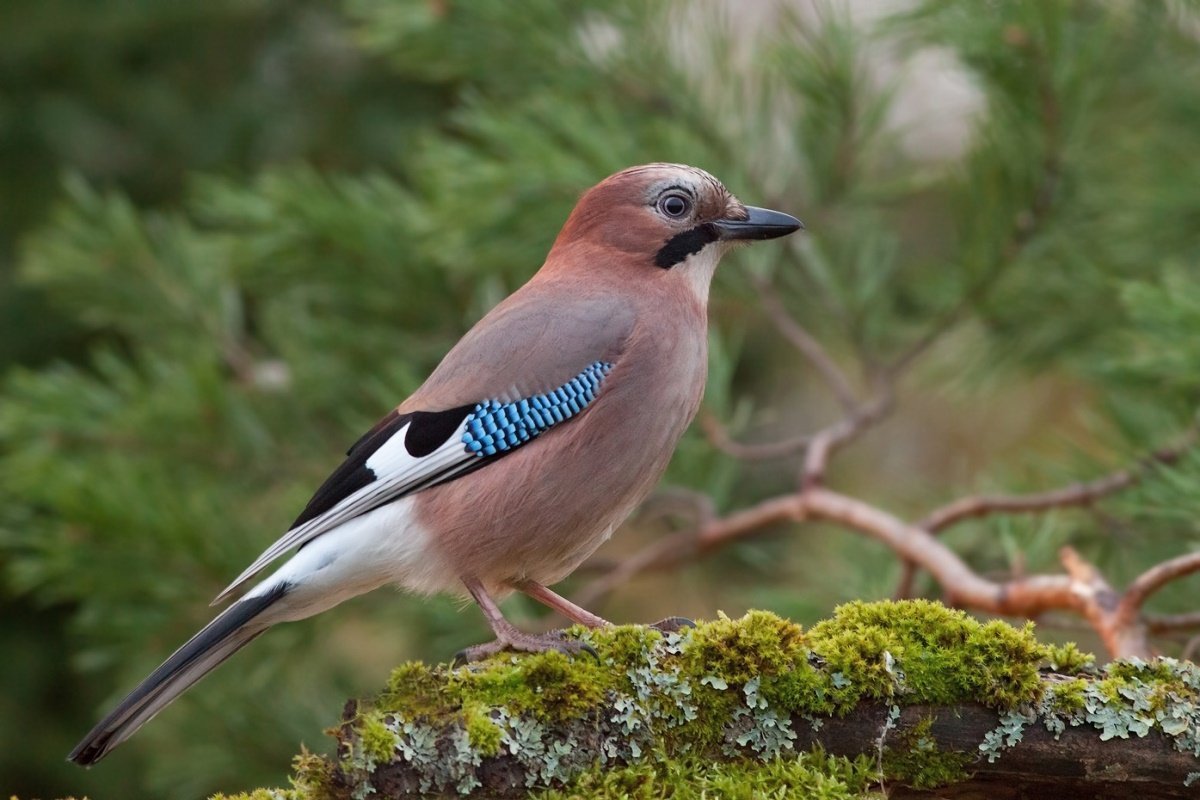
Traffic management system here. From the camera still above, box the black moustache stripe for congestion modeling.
[654,223,719,269]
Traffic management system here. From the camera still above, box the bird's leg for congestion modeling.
[516,580,692,634]
[514,579,611,628]
[455,577,597,664]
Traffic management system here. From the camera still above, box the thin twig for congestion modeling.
[699,410,812,461]
[802,385,894,489]
[917,437,1195,534]
[1182,635,1200,662]
[1146,611,1200,634]
[1117,552,1200,628]
[634,487,717,528]
[922,473,1139,533]
[752,275,859,413]
[883,303,969,380]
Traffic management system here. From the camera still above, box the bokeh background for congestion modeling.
[3,1,1200,797]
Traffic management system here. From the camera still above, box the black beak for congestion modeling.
[713,206,804,241]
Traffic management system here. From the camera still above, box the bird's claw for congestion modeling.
[453,631,597,665]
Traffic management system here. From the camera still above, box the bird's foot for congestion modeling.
[648,616,695,634]
[454,629,598,665]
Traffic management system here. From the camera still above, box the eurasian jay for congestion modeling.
[69,163,802,765]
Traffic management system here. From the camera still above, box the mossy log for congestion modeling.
[796,702,1200,798]
[217,601,1200,800]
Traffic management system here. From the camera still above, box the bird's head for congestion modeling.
[544,163,802,295]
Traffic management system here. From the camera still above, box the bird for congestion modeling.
[68,162,802,766]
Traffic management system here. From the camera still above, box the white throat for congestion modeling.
[677,244,724,304]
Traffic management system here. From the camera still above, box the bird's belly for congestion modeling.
[418,458,653,594]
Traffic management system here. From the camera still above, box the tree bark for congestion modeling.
[332,694,1200,799]
[803,703,1200,799]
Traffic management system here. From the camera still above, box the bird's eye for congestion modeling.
[657,193,692,219]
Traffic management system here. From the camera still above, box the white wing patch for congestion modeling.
[212,422,473,605]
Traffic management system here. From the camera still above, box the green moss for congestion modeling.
[367,603,1047,759]
[530,751,880,800]
[292,750,336,800]
[805,600,1047,711]
[680,609,809,685]
[379,628,663,737]
[583,623,667,666]
[1045,677,1088,714]
[463,703,503,757]
[1046,642,1095,673]
[1107,658,1179,683]
[357,710,399,765]
[334,602,1058,795]
[381,660,443,715]
[453,648,610,721]
[1097,657,1179,707]
[881,717,973,790]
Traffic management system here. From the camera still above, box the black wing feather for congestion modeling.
[291,404,475,529]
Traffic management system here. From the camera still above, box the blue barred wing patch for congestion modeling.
[462,361,612,457]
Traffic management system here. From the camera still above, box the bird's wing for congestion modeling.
[213,283,635,604]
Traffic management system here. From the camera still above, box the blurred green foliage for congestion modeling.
[2,1,1200,797]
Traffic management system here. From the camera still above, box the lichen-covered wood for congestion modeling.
[212,601,1200,799]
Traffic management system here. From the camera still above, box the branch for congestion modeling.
[1117,552,1200,633]
[917,436,1195,534]
[333,699,1200,799]
[328,618,1200,800]
[893,434,1196,600]
[920,473,1138,534]
[696,274,876,463]
[801,489,1095,627]
[570,495,801,610]
[579,488,1076,630]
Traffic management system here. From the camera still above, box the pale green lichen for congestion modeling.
[979,653,1200,767]
[211,601,1200,799]
[979,707,1036,763]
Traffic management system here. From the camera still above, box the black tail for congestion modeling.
[68,582,290,766]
